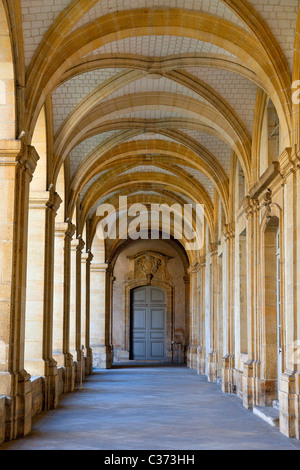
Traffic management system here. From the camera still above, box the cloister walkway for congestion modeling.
[2,366,300,451]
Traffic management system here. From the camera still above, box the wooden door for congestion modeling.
[131,286,166,361]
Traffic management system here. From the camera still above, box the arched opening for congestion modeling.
[262,216,282,405]
[0,0,15,139]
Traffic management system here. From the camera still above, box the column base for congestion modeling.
[279,371,300,439]
[172,343,185,364]
[242,360,255,409]
[222,355,235,394]
[92,345,113,369]
[197,347,206,375]
[86,348,93,376]
[44,359,59,410]
[63,353,75,393]
[188,346,198,370]
[207,351,218,383]
[4,370,32,441]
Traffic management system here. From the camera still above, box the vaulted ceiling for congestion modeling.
[18,0,299,239]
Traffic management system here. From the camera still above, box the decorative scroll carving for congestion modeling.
[126,251,173,285]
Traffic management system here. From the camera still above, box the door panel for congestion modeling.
[131,286,166,361]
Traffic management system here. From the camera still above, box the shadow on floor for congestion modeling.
[112,362,186,369]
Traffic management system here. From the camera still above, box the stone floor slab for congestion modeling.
[1,366,300,451]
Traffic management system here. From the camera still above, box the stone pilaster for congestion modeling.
[242,196,260,409]
[85,252,94,376]
[207,243,218,383]
[183,274,190,364]
[278,149,300,438]
[197,256,206,376]
[43,191,62,410]
[187,263,198,370]
[62,223,76,393]
[75,238,85,383]
[90,262,112,369]
[222,223,235,394]
[0,142,39,440]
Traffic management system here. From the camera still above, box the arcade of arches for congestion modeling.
[1,0,300,446]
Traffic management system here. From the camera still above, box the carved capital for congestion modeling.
[76,238,85,254]
[18,145,40,180]
[65,222,76,241]
[242,196,259,219]
[223,222,235,241]
[46,191,62,215]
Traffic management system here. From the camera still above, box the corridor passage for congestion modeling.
[2,366,300,451]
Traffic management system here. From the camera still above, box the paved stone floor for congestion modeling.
[1,366,300,450]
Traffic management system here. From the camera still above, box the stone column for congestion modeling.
[242,197,260,409]
[188,264,198,370]
[43,191,62,410]
[222,223,236,394]
[53,222,68,366]
[85,253,94,375]
[183,274,190,364]
[75,238,85,383]
[207,243,218,383]
[279,150,300,438]
[70,239,78,362]
[197,256,206,375]
[80,251,89,379]
[0,142,39,440]
[63,223,76,392]
[90,262,113,369]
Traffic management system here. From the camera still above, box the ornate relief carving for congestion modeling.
[126,251,173,285]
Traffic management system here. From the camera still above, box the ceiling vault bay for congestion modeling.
[15,0,297,248]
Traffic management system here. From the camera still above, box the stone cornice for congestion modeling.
[90,263,108,273]
[249,161,282,201]
[278,147,295,180]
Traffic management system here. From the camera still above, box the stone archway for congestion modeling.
[111,249,185,364]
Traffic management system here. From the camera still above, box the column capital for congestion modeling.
[0,142,39,180]
[87,252,94,265]
[209,242,219,257]
[223,222,235,241]
[46,191,62,215]
[65,222,76,241]
[76,238,85,254]
[19,145,40,180]
[242,196,260,219]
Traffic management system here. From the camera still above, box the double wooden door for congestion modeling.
[131,286,166,361]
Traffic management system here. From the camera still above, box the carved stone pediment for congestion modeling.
[126,251,173,285]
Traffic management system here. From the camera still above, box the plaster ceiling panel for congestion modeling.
[186,67,258,135]
[52,69,124,133]
[84,36,236,58]
[100,76,208,105]
[21,0,72,67]
[180,129,231,177]
[247,0,298,73]
[69,130,120,178]
[73,0,247,32]
[178,165,215,202]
